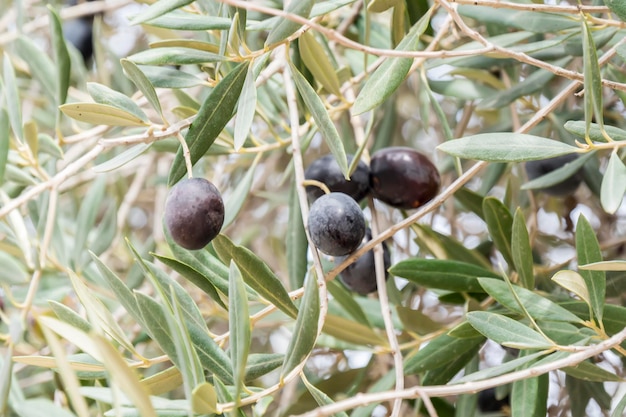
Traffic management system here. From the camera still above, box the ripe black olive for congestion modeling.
[336,230,391,295]
[304,154,370,203]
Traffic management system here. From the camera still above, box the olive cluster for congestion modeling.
[162,147,440,295]
[305,147,440,294]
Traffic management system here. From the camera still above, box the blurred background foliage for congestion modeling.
[0,0,626,416]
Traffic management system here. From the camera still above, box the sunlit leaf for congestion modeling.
[265,0,313,46]
[229,261,251,402]
[466,311,553,349]
[130,0,194,25]
[234,62,257,150]
[575,216,605,323]
[191,382,218,414]
[129,47,226,66]
[600,151,626,214]
[437,134,580,162]
[552,270,591,306]
[87,82,149,123]
[60,102,149,126]
[299,31,341,96]
[4,52,23,142]
[16,36,56,101]
[121,59,163,119]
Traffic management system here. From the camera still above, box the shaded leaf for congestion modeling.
[265,0,313,46]
[390,258,500,292]
[575,216,605,323]
[563,360,623,382]
[483,197,514,267]
[4,52,23,142]
[437,134,580,162]
[245,353,284,382]
[511,208,534,289]
[322,314,387,346]
[301,374,349,417]
[223,157,258,228]
[234,62,257,150]
[229,261,251,402]
[287,183,308,290]
[48,6,71,107]
[511,364,548,417]
[521,150,595,191]
[169,62,249,185]
[299,31,341,96]
[457,350,546,383]
[130,0,194,25]
[404,331,485,374]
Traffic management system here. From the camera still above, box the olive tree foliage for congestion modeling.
[1,0,626,416]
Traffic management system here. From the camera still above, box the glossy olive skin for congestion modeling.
[477,388,509,412]
[336,230,391,295]
[164,178,225,250]
[304,154,370,203]
[525,154,583,196]
[370,147,440,210]
[308,192,366,256]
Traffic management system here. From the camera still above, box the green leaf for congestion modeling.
[73,176,106,268]
[563,360,623,382]
[327,279,371,327]
[428,78,496,100]
[234,62,257,150]
[352,9,432,114]
[59,102,149,126]
[582,17,605,139]
[223,157,258,228]
[244,353,284,382]
[281,275,319,379]
[521,150,594,191]
[483,197,514,267]
[49,301,92,334]
[228,261,250,403]
[4,52,23,142]
[137,65,203,88]
[212,234,298,318]
[611,391,626,417]
[414,224,491,268]
[579,260,626,271]
[287,183,308,290]
[265,0,313,46]
[130,0,194,25]
[322,314,387,346]
[135,291,181,367]
[16,36,56,101]
[404,331,485,374]
[511,364,549,417]
[552,270,591,306]
[299,31,341,96]
[466,311,553,349]
[290,63,348,178]
[301,374,349,417]
[151,253,226,310]
[477,278,582,323]
[128,47,226,66]
[437,133,580,162]
[600,151,626,214]
[0,109,8,184]
[121,59,163,119]
[564,121,626,142]
[87,82,149,123]
[0,252,27,285]
[458,7,578,32]
[191,382,217,414]
[93,143,152,173]
[169,61,249,185]
[48,6,71,107]
[390,258,500,293]
[141,11,232,30]
[457,350,547,383]
[575,216,605,324]
[511,208,534,289]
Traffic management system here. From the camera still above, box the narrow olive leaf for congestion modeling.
[327,279,371,327]
[15,36,56,101]
[138,65,203,88]
[73,176,105,268]
[511,208,534,289]
[229,261,251,403]
[322,314,387,346]
[121,59,163,120]
[169,61,249,185]
[564,121,626,142]
[281,275,320,380]
[141,366,183,396]
[49,300,92,334]
[299,31,341,96]
[130,0,194,25]
[579,260,626,271]
[191,382,218,414]
[437,134,579,162]
[389,258,500,292]
[60,103,149,126]
[213,378,247,417]
[477,278,582,323]
[212,234,298,318]
[223,157,259,228]
[38,316,103,363]
[600,151,626,214]
[352,9,432,115]
[245,353,284,382]
[483,197,515,267]
[93,143,152,173]
[265,0,313,46]
[511,363,549,417]
[290,63,348,178]
[234,62,257,150]
[142,12,232,31]
[152,253,226,309]
[414,225,491,268]
[135,291,181,367]
[0,109,9,184]
[87,82,149,123]
[466,311,554,349]
[552,270,591,306]
[0,252,27,285]
[575,216,605,324]
[563,360,623,382]
[301,374,349,417]
[287,183,308,290]
[92,334,158,417]
[611,391,626,417]
[454,187,485,219]
[582,17,605,139]
[128,47,226,66]
[521,150,595,190]
[404,331,485,374]
[3,52,23,142]
[396,306,442,335]
[368,0,403,12]
[91,252,144,326]
[456,350,547,383]
[48,6,71,107]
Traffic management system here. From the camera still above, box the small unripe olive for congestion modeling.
[370,147,440,210]
[308,192,366,256]
[164,178,224,250]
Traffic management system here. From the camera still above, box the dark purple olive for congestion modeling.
[304,154,370,203]
[308,192,366,256]
[370,147,440,209]
[164,178,224,250]
[524,154,583,196]
[336,230,391,295]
